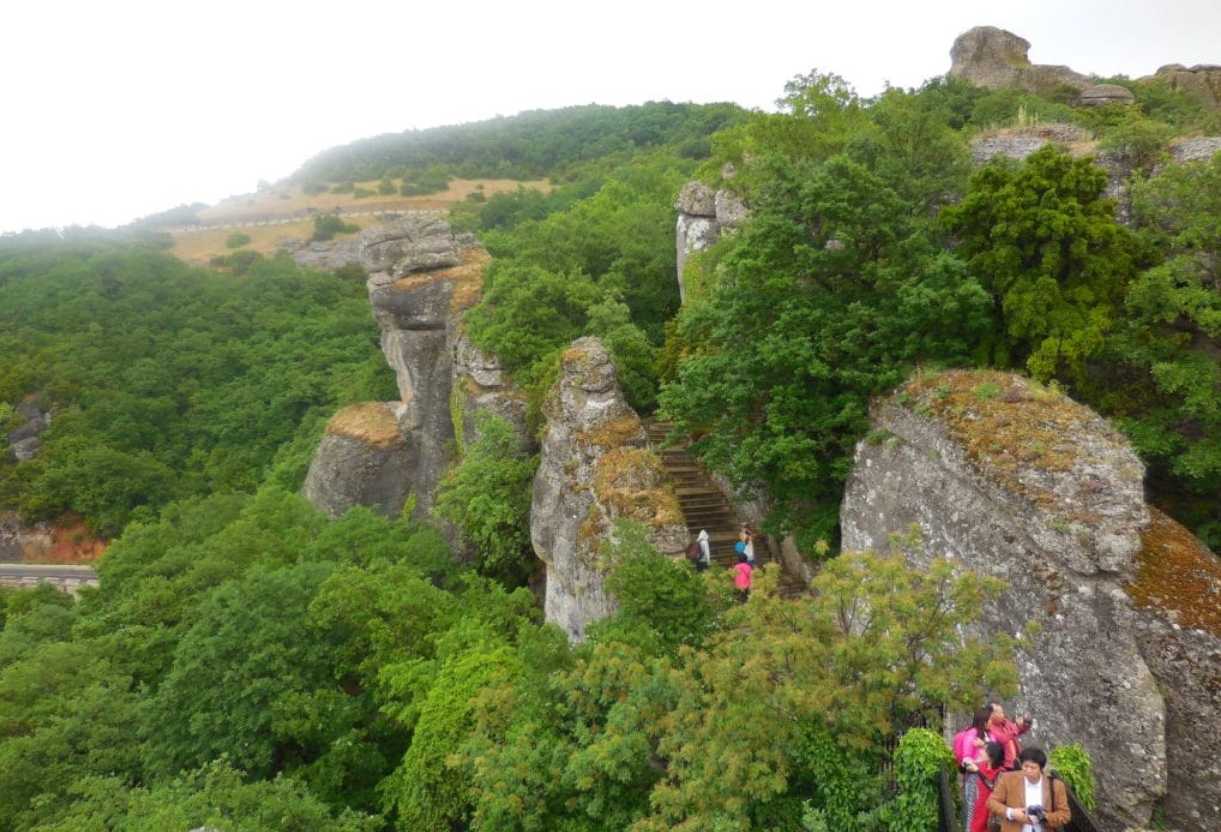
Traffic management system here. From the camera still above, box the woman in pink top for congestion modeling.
[987,702,1031,770]
[733,552,752,602]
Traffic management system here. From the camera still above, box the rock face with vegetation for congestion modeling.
[301,403,414,518]
[841,370,1220,831]
[674,181,748,302]
[1148,63,1221,109]
[949,26,1089,94]
[300,216,525,523]
[531,337,686,641]
[840,371,1165,829]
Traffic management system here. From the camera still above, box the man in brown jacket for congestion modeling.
[987,747,1070,831]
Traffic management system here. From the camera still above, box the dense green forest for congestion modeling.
[292,102,746,185]
[0,239,396,535]
[0,64,1217,831]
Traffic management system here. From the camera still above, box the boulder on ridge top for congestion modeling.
[949,26,1090,93]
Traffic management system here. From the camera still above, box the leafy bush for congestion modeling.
[884,728,956,832]
[435,412,537,583]
[400,165,452,196]
[310,214,360,242]
[1049,744,1096,810]
[224,232,252,249]
[351,186,375,199]
[377,178,396,195]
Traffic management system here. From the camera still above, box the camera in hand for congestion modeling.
[1027,805,1046,820]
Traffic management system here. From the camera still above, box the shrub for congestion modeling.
[400,165,452,196]
[330,182,355,194]
[884,728,955,832]
[333,263,367,281]
[302,182,327,195]
[225,232,251,250]
[1049,744,1096,810]
[377,178,396,195]
[310,214,360,242]
[352,187,375,199]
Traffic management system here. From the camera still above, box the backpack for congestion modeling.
[686,541,701,562]
[952,727,978,765]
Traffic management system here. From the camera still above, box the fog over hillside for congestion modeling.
[3,0,1220,231]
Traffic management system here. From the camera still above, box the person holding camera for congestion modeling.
[987,747,1070,831]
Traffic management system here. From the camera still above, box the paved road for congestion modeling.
[0,563,98,592]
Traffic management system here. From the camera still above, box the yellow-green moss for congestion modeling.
[1127,508,1221,636]
[577,414,643,450]
[901,370,1111,509]
[593,447,683,530]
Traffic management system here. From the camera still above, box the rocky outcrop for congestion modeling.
[949,26,1089,94]
[1148,64,1221,110]
[302,403,415,518]
[674,182,749,303]
[301,215,528,529]
[841,371,1165,829]
[6,399,50,462]
[531,338,686,641]
[1126,509,1221,831]
[970,124,1134,222]
[1168,136,1221,164]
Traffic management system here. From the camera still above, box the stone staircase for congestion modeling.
[645,420,806,597]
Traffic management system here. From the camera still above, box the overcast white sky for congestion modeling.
[1,0,1217,232]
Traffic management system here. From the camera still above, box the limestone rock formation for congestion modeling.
[1078,83,1136,106]
[302,402,414,518]
[674,182,749,303]
[841,371,1163,829]
[451,332,528,451]
[531,337,686,641]
[949,26,1089,94]
[6,399,50,462]
[1149,63,1221,109]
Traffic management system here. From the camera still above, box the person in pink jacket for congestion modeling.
[733,552,752,603]
[988,702,1031,770]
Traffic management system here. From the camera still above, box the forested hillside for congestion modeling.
[0,52,1218,832]
[292,102,746,185]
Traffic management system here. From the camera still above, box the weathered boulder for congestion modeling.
[1149,63,1221,109]
[302,402,414,518]
[948,26,1089,93]
[1078,83,1136,106]
[841,370,1166,830]
[360,215,461,277]
[1125,509,1221,832]
[531,337,686,641]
